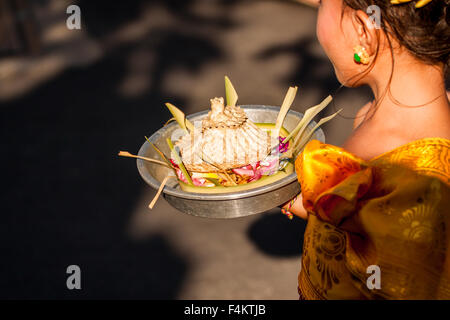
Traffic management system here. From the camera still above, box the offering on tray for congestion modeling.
[119,76,341,207]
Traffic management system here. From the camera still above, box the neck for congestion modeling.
[363,57,448,122]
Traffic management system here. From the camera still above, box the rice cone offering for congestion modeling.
[175,97,272,173]
[119,76,341,200]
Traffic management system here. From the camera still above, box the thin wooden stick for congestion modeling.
[145,137,175,169]
[118,151,171,168]
[149,174,173,209]
[163,117,176,127]
[197,151,237,186]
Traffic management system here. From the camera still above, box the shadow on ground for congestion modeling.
[247,211,307,257]
[255,36,340,100]
[0,0,239,299]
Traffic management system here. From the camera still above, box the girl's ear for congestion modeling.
[351,9,378,56]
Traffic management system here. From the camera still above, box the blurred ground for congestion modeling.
[0,0,372,299]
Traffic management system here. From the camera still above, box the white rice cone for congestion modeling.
[174,97,271,173]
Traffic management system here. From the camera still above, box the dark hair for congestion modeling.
[343,0,450,76]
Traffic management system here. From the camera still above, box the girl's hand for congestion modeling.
[279,193,309,220]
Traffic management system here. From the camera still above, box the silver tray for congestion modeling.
[137,105,325,218]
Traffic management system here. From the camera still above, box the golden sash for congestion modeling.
[295,138,450,299]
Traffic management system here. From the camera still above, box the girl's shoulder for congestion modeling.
[343,119,449,161]
[348,94,450,159]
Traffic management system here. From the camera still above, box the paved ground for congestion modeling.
[0,0,372,299]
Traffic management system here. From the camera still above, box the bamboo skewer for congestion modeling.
[198,153,237,186]
[143,136,176,170]
[149,174,174,209]
[118,151,171,168]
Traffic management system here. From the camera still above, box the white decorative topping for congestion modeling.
[202,97,247,129]
[175,97,270,172]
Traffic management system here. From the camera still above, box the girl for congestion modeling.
[281,0,450,299]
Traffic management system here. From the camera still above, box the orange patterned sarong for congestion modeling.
[295,138,450,299]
